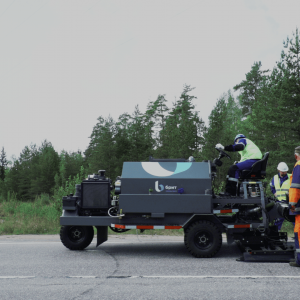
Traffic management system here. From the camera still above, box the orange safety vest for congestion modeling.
[289,160,300,214]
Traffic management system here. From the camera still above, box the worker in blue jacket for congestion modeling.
[216,134,262,196]
[270,162,291,230]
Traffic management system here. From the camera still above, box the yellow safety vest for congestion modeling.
[239,139,263,162]
[274,174,291,202]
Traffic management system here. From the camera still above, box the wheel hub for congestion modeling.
[73,229,81,239]
[199,234,208,244]
[194,231,212,250]
[68,226,85,242]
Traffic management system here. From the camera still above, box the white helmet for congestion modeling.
[277,162,289,172]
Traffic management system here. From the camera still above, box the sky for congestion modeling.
[1,0,300,161]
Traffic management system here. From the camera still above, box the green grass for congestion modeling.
[0,195,185,236]
[0,195,61,235]
[280,220,295,237]
[0,193,295,238]
[107,227,184,236]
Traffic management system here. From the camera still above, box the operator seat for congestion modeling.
[239,152,269,181]
[237,152,269,198]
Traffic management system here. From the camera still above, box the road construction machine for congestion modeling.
[60,148,295,262]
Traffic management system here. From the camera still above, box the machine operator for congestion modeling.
[216,134,262,196]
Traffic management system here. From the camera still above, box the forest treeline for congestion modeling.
[0,28,299,201]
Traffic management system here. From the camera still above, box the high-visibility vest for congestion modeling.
[239,139,263,162]
[289,161,300,215]
[273,174,291,202]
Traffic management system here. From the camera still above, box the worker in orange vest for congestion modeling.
[289,146,300,267]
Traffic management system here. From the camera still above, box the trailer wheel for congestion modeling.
[60,226,94,250]
[184,220,222,258]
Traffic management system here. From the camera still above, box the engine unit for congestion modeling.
[80,170,112,210]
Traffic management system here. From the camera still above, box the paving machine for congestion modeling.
[60,148,295,261]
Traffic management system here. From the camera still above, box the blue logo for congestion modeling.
[155,181,178,192]
[155,181,164,192]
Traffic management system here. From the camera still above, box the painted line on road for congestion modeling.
[0,242,61,245]
[105,241,182,243]
[68,276,97,278]
[108,275,300,279]
[0,276,35,279]
[0,241,183,245]
[1,275,300,280]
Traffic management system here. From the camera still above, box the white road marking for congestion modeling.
[68,276,97,278]
[0,242,61,245]
[119,275,300,279]
[1,275,299,280]
[105,241,181,243]
[0,241,182,245]
[0,276,35,279]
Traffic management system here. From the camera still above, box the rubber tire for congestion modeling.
[184,220,222,258]
[60,226,94,250]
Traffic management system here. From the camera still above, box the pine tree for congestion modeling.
[233,61,274,175]
[5,159,21,197]
[158,100,180,158]
[128,105,154,162]
[85,116,117,179]
[0,147,8,181]
[276,27,300,159]
[158,85,205,158]
[17,145,36,200]
[201,93,241,187]
[144,95,169,158]
[114,113,132,177]
[33,140,59,195]
[234,61,270,117]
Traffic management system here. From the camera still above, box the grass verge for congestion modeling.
[0,198,60,235]
[0,197,184,236]
[108,227,184,236]
[0,197,295,238]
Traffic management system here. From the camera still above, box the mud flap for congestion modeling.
[96,226,108,247]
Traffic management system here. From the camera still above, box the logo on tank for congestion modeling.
[155,181,177,193]
[141,162,192,177]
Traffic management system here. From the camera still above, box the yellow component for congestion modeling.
[119,209,123,219]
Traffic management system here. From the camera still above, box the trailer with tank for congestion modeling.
[60,149,295,261]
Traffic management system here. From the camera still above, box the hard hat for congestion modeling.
[234,134,246,143]
[277,162,289,172]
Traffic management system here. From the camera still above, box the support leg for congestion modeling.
[96,226,108,247]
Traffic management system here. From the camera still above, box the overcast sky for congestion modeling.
[1,0,299,161]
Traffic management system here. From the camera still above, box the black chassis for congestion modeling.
[60,151,294,261]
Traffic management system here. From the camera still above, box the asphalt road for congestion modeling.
[0,234,300,300]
